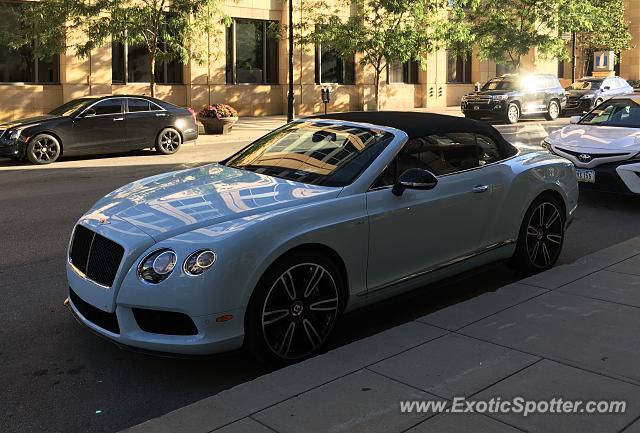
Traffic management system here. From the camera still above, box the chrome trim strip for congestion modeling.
[364,239,516,296]
[68,258,111,290]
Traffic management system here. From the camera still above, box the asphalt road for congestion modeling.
[2,118,640,433]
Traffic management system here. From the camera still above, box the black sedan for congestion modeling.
[0,95,199,164]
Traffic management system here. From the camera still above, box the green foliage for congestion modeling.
[448,0,632,71]
[0,0,227,96]
[297,0,449,110]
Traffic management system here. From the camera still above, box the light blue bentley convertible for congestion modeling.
[65,112,578,362]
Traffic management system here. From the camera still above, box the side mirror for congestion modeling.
[569,115,581,124]
[392,168,438,196]
[80,108,96,118]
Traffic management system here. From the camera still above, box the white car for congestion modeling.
[543,95,640,194]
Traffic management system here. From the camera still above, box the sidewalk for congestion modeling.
[124,237,640,433]
[194,106,465,147]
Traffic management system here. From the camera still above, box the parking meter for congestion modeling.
[321,87,331,114]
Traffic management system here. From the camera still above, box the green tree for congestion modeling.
[448,0,631,73]
[297,0,448,111]
[0,0,227,97]
[574,0,631,77]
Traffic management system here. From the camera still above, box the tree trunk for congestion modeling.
[374,70,381,112]
[148,54,156,98]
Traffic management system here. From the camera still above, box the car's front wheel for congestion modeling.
[545,100,560,121]
[505,102,520,124]
[245,251,344,364]
[155,128,182,155]
[26,133,61,164]
[512,194,565,273]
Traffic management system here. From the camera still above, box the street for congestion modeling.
[2,117,640,433]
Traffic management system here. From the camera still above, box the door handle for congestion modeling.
[155,113,167,117]
[472,185,490,193]
[113,117,124,122]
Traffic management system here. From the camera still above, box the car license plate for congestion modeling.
[473,105,480,110]
[576,168,595,183]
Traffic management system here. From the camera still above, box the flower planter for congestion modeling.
[199,116,238,135]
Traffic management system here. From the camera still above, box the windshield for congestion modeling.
[223,121,394,187]
[579,99,640,128]
[49,98,93,116]
[482,79,516,91]
[567,80,602,91]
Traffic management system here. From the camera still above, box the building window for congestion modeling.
[315,46,355,84]
[0,4,59,83]
[111,42,183,84]
[557,59,565,79]
[388,60,419,84]
[226,19,279,84]
[447,52,472,83]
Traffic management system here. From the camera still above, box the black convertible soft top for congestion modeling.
[310,111,497,138]
[309,111,516,156]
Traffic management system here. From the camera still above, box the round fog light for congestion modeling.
[184,250,217,276]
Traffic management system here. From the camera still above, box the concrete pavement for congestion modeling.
[124,236,640,433]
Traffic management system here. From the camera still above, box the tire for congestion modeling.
[505,102,520,124]
[512,194,565,274]
[244,250,345,364]
[155,128,182,155]
[26,133,61,164]
[544,100,560,121]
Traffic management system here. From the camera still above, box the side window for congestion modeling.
[92,99,123,115]
[149,101,163,111]
[128,98,151,112]
[475,134,502,165]
[547,76,560,89]
[371,132,481,188]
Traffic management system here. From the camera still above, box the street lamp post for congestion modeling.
[287,0,295,122]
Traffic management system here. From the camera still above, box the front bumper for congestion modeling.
[461,99,507,117]
[0,138,25,158]
[578,161,640,195]
[65,286,245,355]
[563,98,592,115]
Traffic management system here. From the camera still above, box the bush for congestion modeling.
[198,104,238,119]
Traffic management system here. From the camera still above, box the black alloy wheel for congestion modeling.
[246,252,344,364]
[513,194,565,273]
[26,134,61,164]
[156,128,182,155]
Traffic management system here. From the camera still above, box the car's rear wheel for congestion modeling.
[512,194,565,273]
[155,128,182,155]
[245,251,344,364]
[505,102,520,124]
[545,100,560,121]
[26,133,61,164]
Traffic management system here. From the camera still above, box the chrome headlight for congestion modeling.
[7,129,21,140]
[138,249,177,284]
[184,250,216,276]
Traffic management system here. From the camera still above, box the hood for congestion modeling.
[86,163,342,241]
[0,114,60,129]
[467,89,513,97]
[564,89,598,98]
[547,124,640,152]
